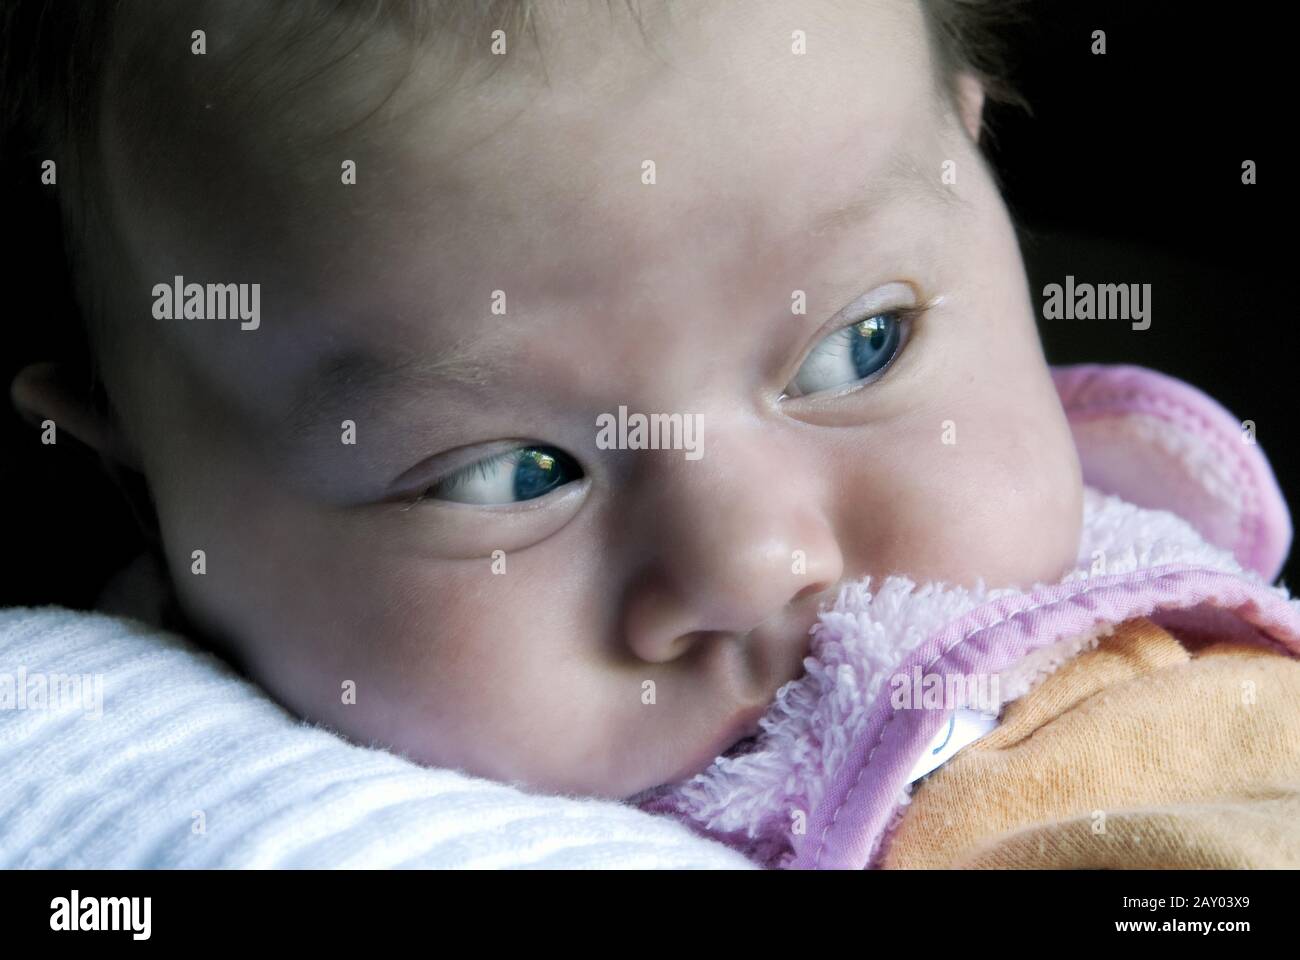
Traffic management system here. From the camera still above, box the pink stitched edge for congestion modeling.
[857,568,1300,869]
[1061,383,1264,576]
[808,563,1229,870]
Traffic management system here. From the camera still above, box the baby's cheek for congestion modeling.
[982,438,1083,587]
[156,466,665,795]
[841,398,1082,591]
[315,561,617,780]
[937,404,1083,589]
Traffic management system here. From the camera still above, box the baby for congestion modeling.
[9,0,1087,802]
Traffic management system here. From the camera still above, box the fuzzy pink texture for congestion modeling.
[631,364,1298,869]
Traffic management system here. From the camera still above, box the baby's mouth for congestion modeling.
[720,731,762,759]
[712,613,820,763]
[718,698,776,760]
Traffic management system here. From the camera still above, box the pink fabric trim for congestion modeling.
[790,565,1300,870]
[1051,364,1292,582]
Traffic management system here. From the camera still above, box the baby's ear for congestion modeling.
[10,361,140,469]
[954,72,986,145]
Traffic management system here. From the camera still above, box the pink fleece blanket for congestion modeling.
[631,364,1299,869]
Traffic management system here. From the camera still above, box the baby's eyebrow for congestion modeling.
[282,337,510,437]
[282,148,957,437]
[808,149,967,237]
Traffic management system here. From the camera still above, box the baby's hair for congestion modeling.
[1,0,1027,397]
[3,0,1027,165]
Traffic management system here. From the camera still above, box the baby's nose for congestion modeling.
[619,439,843,663]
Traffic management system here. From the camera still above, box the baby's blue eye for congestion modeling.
[785,311,905,398]
[427,446,583,504]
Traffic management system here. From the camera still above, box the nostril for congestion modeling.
[791,580,829,606]
[673,629,730,661]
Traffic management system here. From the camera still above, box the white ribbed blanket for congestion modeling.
[0,606,756,869]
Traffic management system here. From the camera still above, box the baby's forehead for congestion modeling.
[105,0,952,421]
[104,0,940,210]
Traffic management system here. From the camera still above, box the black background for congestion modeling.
[0,1,1292,608]
[0,867,1286,942]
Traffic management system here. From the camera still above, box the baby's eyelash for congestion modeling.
[397,449,530,509]
[881,303,926,326]
[857,304,921,335]
[421,448,530,500]
[822,304,923,361]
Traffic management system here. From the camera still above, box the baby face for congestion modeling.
[97,0,1082,798]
